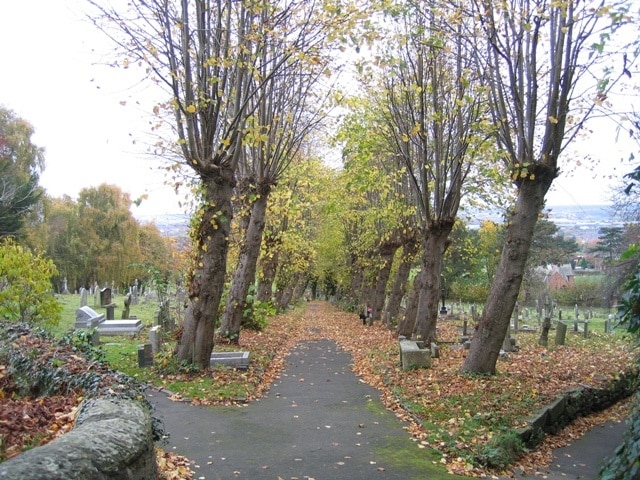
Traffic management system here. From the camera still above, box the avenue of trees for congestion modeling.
[81,0,639,374]
[2,0,639,378]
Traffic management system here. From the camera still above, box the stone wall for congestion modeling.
[0,397,157,480]
[515,370,638,448]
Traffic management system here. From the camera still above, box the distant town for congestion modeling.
[141,204,621,244]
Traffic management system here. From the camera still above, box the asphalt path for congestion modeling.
[146,338,628,480]
[146,339,455,480]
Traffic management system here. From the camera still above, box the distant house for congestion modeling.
[535,264,575,290]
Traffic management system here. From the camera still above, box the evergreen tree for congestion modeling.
[0,107,44,238]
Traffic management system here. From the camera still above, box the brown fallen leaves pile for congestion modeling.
[1,301,636,479]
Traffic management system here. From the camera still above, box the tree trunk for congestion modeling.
[384,240,418,326]
[349,259,363,305]
[177,169,234,368]
[277,272,300,311]
[219,188,270,341]
[370,246,398,322]
[462,179,550,374]
[291,277,308,303]
[396,267,423,337]
[414,225,452,345]
[256,248,279,302]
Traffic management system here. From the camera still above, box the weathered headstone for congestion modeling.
[122,293,131,319]
[538,315,551,346]
[79,288,88,307]
[399,338,431,370]
[149,325,162,355]
[131,279,139,305]
[100,288,112,307]
[94,282,100,306]
[137,343,154,367]
[210,351,251,370]
[98,319,143,336]
[555,321,567,346]
[75,306,105,329]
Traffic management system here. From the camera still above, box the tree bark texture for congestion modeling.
[177,170,234,368]
[369,244,398,322]
[414,225,452,345]
[219,188,270,340]
[384,240,418,326]
[256,237,280,302]
[462,178,551,374]
[396,267,423,337]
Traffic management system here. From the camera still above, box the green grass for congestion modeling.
[52,292,160,337]
[49,293,268,403]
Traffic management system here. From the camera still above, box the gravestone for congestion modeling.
[137,343,154,367]
[75,306,105,329]
[555,321,568,345]
[131,279,139,305]
[210,351,251,370]
[149,325,162,354]
[100,288,112,307]
[98,319,143,336]
[79,288,88,307]
[122,293,131,319]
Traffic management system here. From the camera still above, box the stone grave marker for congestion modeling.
[75,306,105,329]
[210,351,250,370]
[79,288,88,307]
[149,325,162,354]
[100,287,112,307]
[137,343,154,367]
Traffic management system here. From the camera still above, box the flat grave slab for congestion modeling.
[210,351,250,370]
[98,319,143,336]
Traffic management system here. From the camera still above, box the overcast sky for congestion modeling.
[0,1,635,221]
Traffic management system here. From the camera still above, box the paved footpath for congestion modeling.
[147,338,628,480]
[146,339,459,480]
[515,419,626,480]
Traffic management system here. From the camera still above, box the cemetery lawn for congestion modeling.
[2,297,636,478]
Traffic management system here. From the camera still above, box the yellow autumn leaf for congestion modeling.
[548,116,558,124]
[186,104,197,113]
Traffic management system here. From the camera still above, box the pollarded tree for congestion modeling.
[219,40,333,341]
[0,107,44,239]
[462,0,638,374]
[334,97,420,318]
[370,0,494,344]
[89,0,361,367]
[256,156,334,305]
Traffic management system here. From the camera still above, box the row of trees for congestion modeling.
[3,0,639,375]
[84,0,639,374]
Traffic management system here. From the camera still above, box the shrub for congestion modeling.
[476,431,526,469]
[0,239,61,326]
